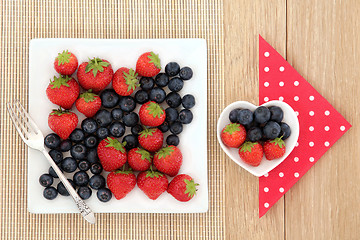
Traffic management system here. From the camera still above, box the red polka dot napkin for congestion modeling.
[258,35,351,217]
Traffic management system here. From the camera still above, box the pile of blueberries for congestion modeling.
[40,62,195,201]
[229,106,291,141]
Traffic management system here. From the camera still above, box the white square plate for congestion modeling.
[28,38,208,213]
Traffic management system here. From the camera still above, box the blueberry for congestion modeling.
[280,122,291,140]
[96,127,109,139]
[263,121,281,139]
[158,121,170,132]
[229,109,241,123]
[166,134,180,146]
[170,121,183,135]
[178,109,193,124]
[165,62,180,76]
[168,77,184,92]
[70,144,87,160]
[149,87,166,103]
[97,188,112,202]
[154,73,169,87]
[95,109,112,127]
[100,89,120,108]
[165,108,179,122]
[49,149,63,164]
[179,66,193,80]
[238,109,253,125]
[244,120,259,131]
[87,148,99,163]
[84,135,98,148]
[111,108,123,121]
[43,186,58,200]
[78,160,91,171]
[61,157,77,173]
[39,174,53,187]
[108,122,125,138]
[131,124,143,136]
[247,127,262,142]
[89,175,106,190]
[73,171,89,187]
[269,106,284,123]
[118,96,136,112]
[254,106,271,124]
[134,90,149,104]
[122,112,139,127]
[140,77,154,91]
[44,133,61,149]
[182,94,195,109]
[78,186,92,200]
[90,163,103,175]
[57,179,76,196]
[165,92,181,108]
[49,166,59,178]
[70,129,85,143]
[59,139,72,152]
[122,134,139,150]
[81,118,98,134]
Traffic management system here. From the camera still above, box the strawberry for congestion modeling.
[153,146,182,177]
[128,147,152,171]
[75,90,101,117]
[77,57,114,92]
[48,108,78,140]
[97,137,127,171]
[46,75,80,109]
[107,169,136,200]
[220,123,246,148]
[136,52,161,77]
[54,50,78,76]
[238,141,263,166]
[263,137,286,160]
[112,67,139,96]
[138,128,164,152]
[167,174,199,202]
[137,168,168,200]
[139,101,166,127]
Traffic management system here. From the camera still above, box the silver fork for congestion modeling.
[7,100,96,224]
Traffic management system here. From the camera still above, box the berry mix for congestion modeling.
[221,106,292,166]
[41,50,199,202]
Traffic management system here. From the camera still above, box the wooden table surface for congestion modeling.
[224,0,359,239]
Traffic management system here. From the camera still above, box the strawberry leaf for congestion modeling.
[105,137,125,153]
[79,90,98,103]
[85,57,110,77]
[123,68,140,92]
[56,50,71,65]
[239,141,258,153]
[145,170,163,178]
[135,148,152,162]
[49,75,70,89]
[50,108,72,116]
[114,168,133,175]
[155,146,174,159]
[223,123,242,135]
[139,128,157,138]
[184,179,199,198]
[270,137,285,148]
[146,102,164,118]
[147,52,161,69]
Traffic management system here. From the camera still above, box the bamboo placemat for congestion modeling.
[0,0,225,239]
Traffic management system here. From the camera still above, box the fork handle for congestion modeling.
[41,149,96,224]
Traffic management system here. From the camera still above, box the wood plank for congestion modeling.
[224,0,286,239]
[286,0,360,239]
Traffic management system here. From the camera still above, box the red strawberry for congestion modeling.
[137,169,168,200]
[263,137,286,160]
[46,75,80,109]
[75,90,101,117]
[128,147,152,171]
[138,128,164,152]
[107,169,136,200]
[77,58,114,92]
[48,109,78,140]
[238,141,263,166]
[136,52,161,77]
[220,123,246,148]
[54,50,78,76]
[153,146,182,177]
[167,174,199,202]
[97,137,127,171]
[112,67,139,96]
[139,101,166,127]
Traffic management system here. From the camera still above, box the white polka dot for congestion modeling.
[264,202,269,208]
[264,187,269,192]
[264,82,269,87]
[324,126,330,131]
[294,172,299,178]
[294,157,299,162]
[279,66,285,72]
[325,110,330,116]
[309,142,314,147]
[279,187,284,193]
[264,97,269,102]
[340,126,346,131]
[296,142,299,147]
[279,81,284,87]
[309,157,314,162]
[294,81,299,86]
[264,52,270,57]
[309,96,314,101]
[324,141,330,147]
[279,172,284,177]
[309,126,314,131]
[309,111,314,116]
[264,67,269,72]
[264,173,269,177]
[294,96,299,101]
[279,96,284,101]
[295,111,299,116]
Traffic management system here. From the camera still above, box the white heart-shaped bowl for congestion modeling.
[217,101,300,177]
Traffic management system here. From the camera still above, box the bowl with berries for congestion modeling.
[217,101,299,176]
